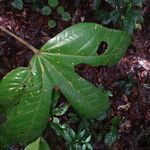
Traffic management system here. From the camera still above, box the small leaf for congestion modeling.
[77,129,85,140]
[105,126,118,146]
[41,6,51,16]
[48,20,56,28]
[107,91,113,97]
[86,143,93,150]
[85,135,91,143]
[62,12,71,21]
[57,6,65,14]
[48,0,58,8]
[50,122,65,135]
[82,144,86,150]
[25,138,50,150]
[53,117,60,124]
[52,104,68,116]
[11,0,23,10]
[111,116,121,127]
[64,130,72,143]
[69,128,76,138]
[51,91,60,109]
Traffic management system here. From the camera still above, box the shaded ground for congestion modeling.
[0,0,150,149]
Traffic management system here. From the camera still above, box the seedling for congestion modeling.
[104,117,121,147]
[41,6,51,16]
[57,6,65,15]
[61,12,71,21]
[48,19,56,28]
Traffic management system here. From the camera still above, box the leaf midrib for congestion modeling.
[41,56,93,107]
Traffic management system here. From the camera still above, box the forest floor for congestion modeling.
[0,0,150,149]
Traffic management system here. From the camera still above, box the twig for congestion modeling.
[0,26,40,55]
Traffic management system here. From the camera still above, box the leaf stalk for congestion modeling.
[0,26,40,55]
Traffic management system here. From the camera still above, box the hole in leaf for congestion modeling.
[97,41,108,55]
[74,64,91,73]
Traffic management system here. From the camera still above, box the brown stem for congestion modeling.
[0,26,40,55]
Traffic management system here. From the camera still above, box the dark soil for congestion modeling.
[0,0,150,149]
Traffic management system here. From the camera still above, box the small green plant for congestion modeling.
[104,116,121,147]
[48,97,93,150]
[57,6,65,14]
[41,6,52,16]
[61,12,71,21]
[41,0,71,28]
[48,19,56,28]
[50,120,93,150]
[94,0,143,33]
[11,0,71,28]
[0,23,130,149]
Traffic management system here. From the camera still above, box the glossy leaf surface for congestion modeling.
[25,138,50,150]
[0,23,131,148]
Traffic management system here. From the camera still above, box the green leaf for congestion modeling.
[48,0,58,8]
[86,143,93,150]
[25,138,50,150]
[57,6,65,15]
[111,116,121,127]
[0,23,130,148]
[105,126,118,146]
[61,12,71,21]
[64,130,72,143]
[50,122,65,136]
[85,135,91,143]
[69,128,76,139]
[53,117,60,124]
[52,104,68,116]
[77,129,85,140]
[48,20,56,28]
[51,90,60,109]
[11,0,23,10]
[0,56,53,147]
[82,144,86,150]
[0,67,30,107]
[41,6,51,16]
